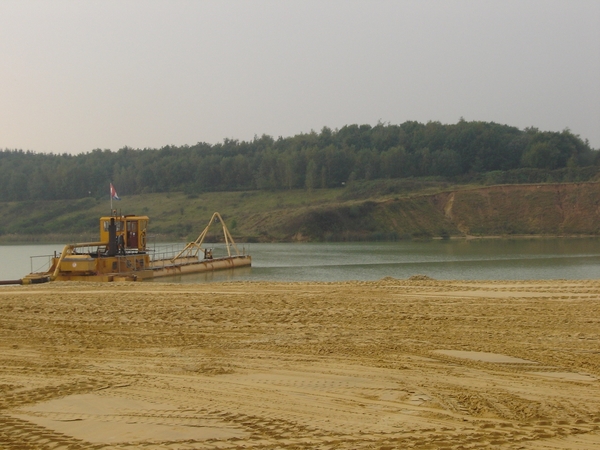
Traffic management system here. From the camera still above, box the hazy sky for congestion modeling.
[1,0,599,154]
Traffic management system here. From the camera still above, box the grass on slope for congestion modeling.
[0,188,347,243]
[0,179,476,244]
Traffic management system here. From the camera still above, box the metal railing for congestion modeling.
[29,254,53,275]
[148,243,187,263]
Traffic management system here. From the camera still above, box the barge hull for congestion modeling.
[151,255,251,278]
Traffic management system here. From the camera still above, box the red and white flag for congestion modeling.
[110,183,121,200]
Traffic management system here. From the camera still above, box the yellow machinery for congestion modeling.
[17,211,250,283]
[30,212,154,282]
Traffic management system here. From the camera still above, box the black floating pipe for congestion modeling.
[26,276,50,284]
[0,279,23,285]
[0,276,50,285]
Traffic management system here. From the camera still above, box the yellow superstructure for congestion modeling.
[98,214,148,253]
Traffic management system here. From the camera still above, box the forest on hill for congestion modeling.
[0,120,597,202]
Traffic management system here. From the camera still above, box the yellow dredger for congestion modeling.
[7,211,250,284]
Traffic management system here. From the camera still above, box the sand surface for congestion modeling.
[0,278,599,449]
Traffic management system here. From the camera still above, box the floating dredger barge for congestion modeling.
[13,211,250,284]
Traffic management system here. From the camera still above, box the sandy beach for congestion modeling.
[0,278,599,449]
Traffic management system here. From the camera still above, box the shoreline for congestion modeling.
[2,233,600,245]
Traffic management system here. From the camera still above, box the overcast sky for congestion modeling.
[1,0,599,154]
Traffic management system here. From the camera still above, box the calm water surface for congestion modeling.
[1,239,600,283]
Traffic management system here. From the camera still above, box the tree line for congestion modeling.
[0,120,597,202]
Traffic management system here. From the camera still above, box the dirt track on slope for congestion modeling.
[0,278,599,449]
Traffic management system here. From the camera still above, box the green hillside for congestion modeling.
[2,180,600,244]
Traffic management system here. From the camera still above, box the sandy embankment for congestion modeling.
[0,278,599,449]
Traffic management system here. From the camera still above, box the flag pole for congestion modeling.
[110,183,113,212]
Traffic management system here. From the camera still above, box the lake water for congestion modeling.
[1,238,600,283]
